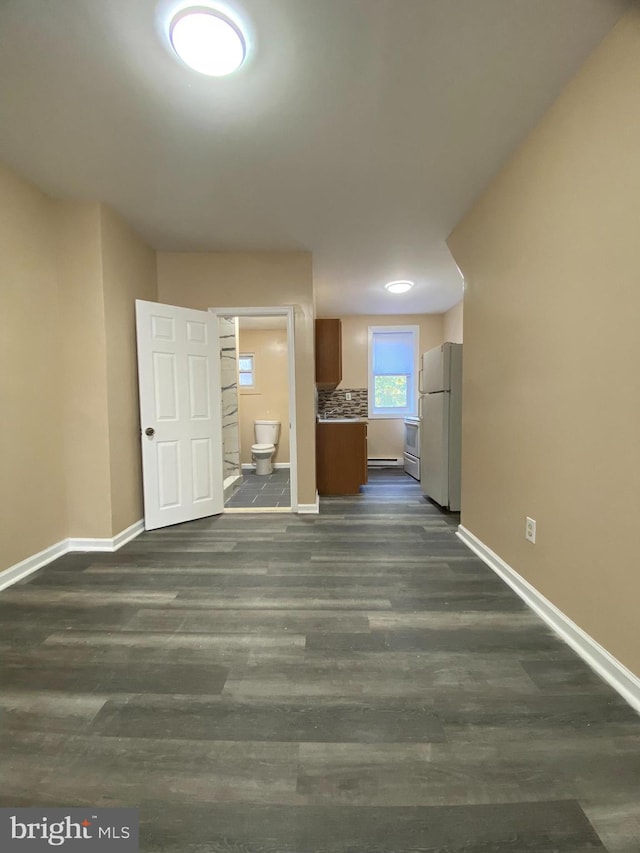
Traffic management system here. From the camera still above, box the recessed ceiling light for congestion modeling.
[384,280,414,294]
[169,7,246,77]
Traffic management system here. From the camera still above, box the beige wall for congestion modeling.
[55,201,112,538]
[443,300,463,343]
[0,161,157,570]
[56,203,157,540]
[238,329,290,465]
[157,252,316,504]
[338,314,444,459]
[0,164,67,568]
[1,169,311,568]
[101,206,157,535]
[447,9,640,677]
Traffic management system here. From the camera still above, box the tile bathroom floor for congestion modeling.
[225,467,291,509]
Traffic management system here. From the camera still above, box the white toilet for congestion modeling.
[252,419,281,475]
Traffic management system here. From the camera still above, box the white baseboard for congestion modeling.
[223,473,243,501]
[0,540,69,592]
[241,462,291,471]
[0,520,144,592]
[298,492,320,514]
[457,525,640,715]
[68,519,145,553]
[224,506,291,514]
[112,520,144,549]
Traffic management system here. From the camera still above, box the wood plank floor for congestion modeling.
[2,470,640,852]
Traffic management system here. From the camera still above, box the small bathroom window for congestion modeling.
[238,353,255,389]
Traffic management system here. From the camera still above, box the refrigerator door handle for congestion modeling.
[418,367,424,395]
[418,394,423,420]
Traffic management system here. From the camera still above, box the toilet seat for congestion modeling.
[252,443,274,454]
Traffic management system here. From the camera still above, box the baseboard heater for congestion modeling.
[367,457,403,468]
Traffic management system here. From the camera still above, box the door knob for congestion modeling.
[145,427,155,437]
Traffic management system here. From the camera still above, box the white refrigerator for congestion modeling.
[419,342,462,511]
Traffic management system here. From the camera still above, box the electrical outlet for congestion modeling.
[345,392,352,401]
[525,517,536,544]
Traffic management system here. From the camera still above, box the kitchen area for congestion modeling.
[315,319,369,496]
[314,314,463,510]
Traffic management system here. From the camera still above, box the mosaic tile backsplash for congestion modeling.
[317,388,368,418]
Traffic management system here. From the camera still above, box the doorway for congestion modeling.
[210,306,298,513]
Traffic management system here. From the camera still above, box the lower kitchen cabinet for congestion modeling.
[316,421,368,495]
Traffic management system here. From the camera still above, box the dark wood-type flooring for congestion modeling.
[1,470,639,851]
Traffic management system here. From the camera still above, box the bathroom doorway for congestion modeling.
[210,306,297,513]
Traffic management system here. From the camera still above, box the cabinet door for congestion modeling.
[315,319,342,388]
[362,422,368,483]
[316,421,367,495]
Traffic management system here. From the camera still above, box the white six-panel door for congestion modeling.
[136,300,224,530]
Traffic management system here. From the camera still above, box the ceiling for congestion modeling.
[0,0,629,315]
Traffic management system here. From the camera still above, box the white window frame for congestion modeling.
[238,352,255,389]
[367,325,419,419]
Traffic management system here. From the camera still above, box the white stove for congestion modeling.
[403,416,420,480]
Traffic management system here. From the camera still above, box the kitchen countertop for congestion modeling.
[316,417,368,423]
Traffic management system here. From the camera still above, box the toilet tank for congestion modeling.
[255,419,280,445]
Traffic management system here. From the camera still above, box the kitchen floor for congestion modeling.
[1,469,638,852]
[225,468,291,509]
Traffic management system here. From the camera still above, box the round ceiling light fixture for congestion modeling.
[169,6,246,76]
[384,280,414,294]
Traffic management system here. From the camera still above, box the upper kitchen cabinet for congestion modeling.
[315,319,342,389]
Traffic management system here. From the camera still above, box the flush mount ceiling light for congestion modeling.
[169,6,246,76]
[384,280,414,294]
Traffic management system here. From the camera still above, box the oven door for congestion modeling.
[403,452,420,480]
[404,417,420,459]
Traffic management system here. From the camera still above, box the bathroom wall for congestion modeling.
[218,317,241,485]
[237,328,290,466]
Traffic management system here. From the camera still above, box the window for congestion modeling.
[368,326,419,418]
[238,353,255,388]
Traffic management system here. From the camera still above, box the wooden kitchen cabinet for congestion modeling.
[315,319,342,389]
[316,420,368,495]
